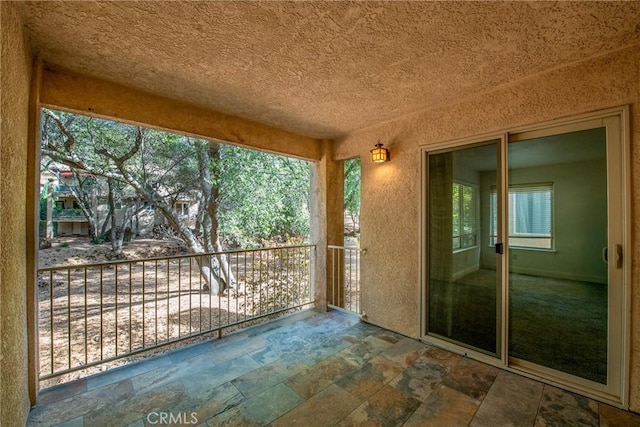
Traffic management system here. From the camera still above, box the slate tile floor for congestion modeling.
[28,309,640,426]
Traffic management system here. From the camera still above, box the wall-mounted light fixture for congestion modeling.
[370,141,390,163]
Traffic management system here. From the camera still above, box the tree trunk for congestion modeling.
[107,179,123,257]
[195,141,237,294]
[100,210,111,238]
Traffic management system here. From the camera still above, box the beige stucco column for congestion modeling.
[310,139,344,309]
[1,1,35,424]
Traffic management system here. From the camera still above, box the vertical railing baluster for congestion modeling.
[277,248,281,311]
[189,256,192,336]
[215,254,221,338]
[67,268,71,371]
[142,261,146,349]
[154,260,158,346]
[259,250,263,315]
[226,252,230,326]
[288,247,292,308]
[300,247,304,305]
[129,262,132,352]
[100,265,104,362]
[297,247,301,306]
[84,267,88,367]
[251,251,256,318]
[166,259,170,342]
[243,251,247,321]
[208,255,213,333]
[349,249,352,311]
[357,249,361,314]
[178,257,182,338]
[230,252,240,322]
[198,256,202,332]
[49,270,54,375]
[113,264,118,356]
[299,248,302,306]
[284,248,288,310]
[115,264,119,357]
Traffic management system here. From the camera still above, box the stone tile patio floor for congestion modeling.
[28,309,640,426]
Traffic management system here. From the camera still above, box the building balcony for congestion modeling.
[52,209,87,222]
[52,185,76,197]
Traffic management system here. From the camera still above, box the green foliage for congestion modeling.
[216,145,310,247]
[344,158,360,218]
[60,242,69,248]
[41,109,311,249]
[39,182,49,221]
[344,158,361,238]
[91,236,106,245]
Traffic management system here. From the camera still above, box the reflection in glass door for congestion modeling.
[507,127,610,384]
[427,141,500,355]
[424,108,628,403]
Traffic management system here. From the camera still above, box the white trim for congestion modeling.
[620,105,632,409]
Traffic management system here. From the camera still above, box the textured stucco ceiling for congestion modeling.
[22,1,640,139]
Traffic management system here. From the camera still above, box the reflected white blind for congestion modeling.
[509,185,552,236]
[490,183,553,240]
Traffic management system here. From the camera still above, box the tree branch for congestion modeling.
[43,109,77,153]
[95,127,143,166]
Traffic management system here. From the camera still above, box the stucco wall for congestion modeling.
[310,140,343,308]
[1,2,33,424]
[334,46,640,409]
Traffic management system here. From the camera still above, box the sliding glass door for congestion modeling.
[506,116,627,399]
[426,141,501,356]
[423,108,629,404]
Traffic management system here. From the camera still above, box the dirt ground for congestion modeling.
[39,236,189,269]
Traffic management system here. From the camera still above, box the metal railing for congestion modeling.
[54,184,74,192]
[37,245,314,382]
[52,209,86,219]
[328,245,362,314]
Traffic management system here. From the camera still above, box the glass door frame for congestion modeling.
[419,106,631,408]
[420,134,507,367]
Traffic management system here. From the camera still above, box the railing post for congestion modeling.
[326,245,362,314]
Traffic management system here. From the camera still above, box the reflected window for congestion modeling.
[453,182,477,251]
[490,184,553,250]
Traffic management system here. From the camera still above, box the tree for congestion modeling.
[216,145,311,247]
[41,109,235,294]
[104,177,147,258]
[344,158,361,236]
[41,108,312,293]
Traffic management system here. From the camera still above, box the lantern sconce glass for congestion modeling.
[371,141,390,163]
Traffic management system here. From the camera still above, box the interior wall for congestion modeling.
[334,45,640,410]
[0,2,33,425]
[479,159,608,284]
